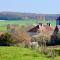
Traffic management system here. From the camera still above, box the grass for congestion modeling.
[0,46,48,60]
[39,20,56,26]
[0,19,56,31]
[47,46,60,50]
[0,19,37,26]
[0,19,37,31]
[0,46,60,60]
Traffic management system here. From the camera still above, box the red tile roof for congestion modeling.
[28,25,39,32]
[43,25,53,32]
[28,25,53,33]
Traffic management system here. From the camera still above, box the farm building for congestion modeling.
[28,23,53,36]
[28,16,60,36]
[56,16,60,25]
[56,16,60,29]
[28,25,39,36]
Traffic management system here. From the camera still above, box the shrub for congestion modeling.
[0,33,12,46]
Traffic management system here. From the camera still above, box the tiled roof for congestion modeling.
[28,25,54,33]
[28,25,39,32]
[43,25,53,32]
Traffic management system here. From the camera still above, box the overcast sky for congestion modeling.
[0,0,60,14]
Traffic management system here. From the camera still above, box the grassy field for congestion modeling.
[0,19,37,31]
[0,19,56,31]
[0,46,60,60]
[0,19,37,26]
[0,46,48,60]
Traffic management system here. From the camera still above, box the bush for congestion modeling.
[0,33,12,46]
[33,33,51,47]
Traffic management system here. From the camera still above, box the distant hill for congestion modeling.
[0,12,60,20]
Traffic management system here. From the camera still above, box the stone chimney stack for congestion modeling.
[47,23,50,26]
[39,23,43,30]
[39,23,42,26]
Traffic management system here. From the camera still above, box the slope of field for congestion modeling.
[0,19,37,26]
[0,46,60,60]
[0,46,48,60]
[0,19,37,31]
[0,19,56,32]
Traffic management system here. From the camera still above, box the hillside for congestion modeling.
[0,12,60,20]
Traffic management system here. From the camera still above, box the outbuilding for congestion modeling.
[56,16,60,25]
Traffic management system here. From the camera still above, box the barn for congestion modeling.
[56,16,60,25]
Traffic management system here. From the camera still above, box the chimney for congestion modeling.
[47,23,50,26]
[39,23,42,26]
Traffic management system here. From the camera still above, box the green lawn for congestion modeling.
[0,46,60,60]
[0,46,48,60]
